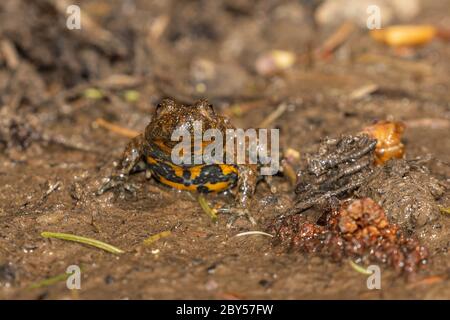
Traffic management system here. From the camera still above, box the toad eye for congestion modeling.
[155,99,176,117]
[155,103,163,115]
[197,100,215,118]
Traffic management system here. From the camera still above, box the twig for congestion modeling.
[222,100,265,118]
[43,181,61,199]
[258,103,288,128]
[317,21,355,59]
[407,275,445,288]
[0,39,19,69]
[148,15,170,41]
[349,84,379,100]
[94,118,140,139]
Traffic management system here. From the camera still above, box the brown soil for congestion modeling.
[0,0,449,299]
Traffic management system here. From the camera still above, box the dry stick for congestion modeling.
[0,39,19,69]
[95,74,143,90]
[94,118,140,139]
[222,99,269,118]
[149,15,170,41]
[316,21,355,58]
[258,103,288,128]
[44,181,61,198]
[407,275,445,288]
[349,84,379,100]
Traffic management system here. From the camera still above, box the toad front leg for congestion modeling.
[219,164,258,227]
[97,134,147,195]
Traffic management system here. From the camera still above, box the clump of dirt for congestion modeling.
[0,111,39,151]
[357,159,447,252]
[269,198,429,278]
[0,263,16,288]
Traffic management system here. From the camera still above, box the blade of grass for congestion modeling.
[41,232,124,254]
[234,231,274,238]
[439,207,450,215]
[28,272,72,289]
[143,230,171,246]
[198,195,218,222]
[349,260,372,275]
[29,265,84,290]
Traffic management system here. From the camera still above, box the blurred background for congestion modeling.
[1,0,449,151]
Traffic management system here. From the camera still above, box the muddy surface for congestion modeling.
[0,0,449,299]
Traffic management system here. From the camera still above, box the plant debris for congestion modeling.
[234,231,274,238]
[198,195,218,223]
[362,121,405,165]
[41,232,124,254]
[348,260,373,275]
[292,134,377,213]
[28,270,75,289]
[255,50,296,76]
[94,118,140,139]
[269,198,429,278]
[371,25,437,47]
[143,231,172,246]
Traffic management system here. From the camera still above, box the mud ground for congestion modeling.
[0,0,449,299]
